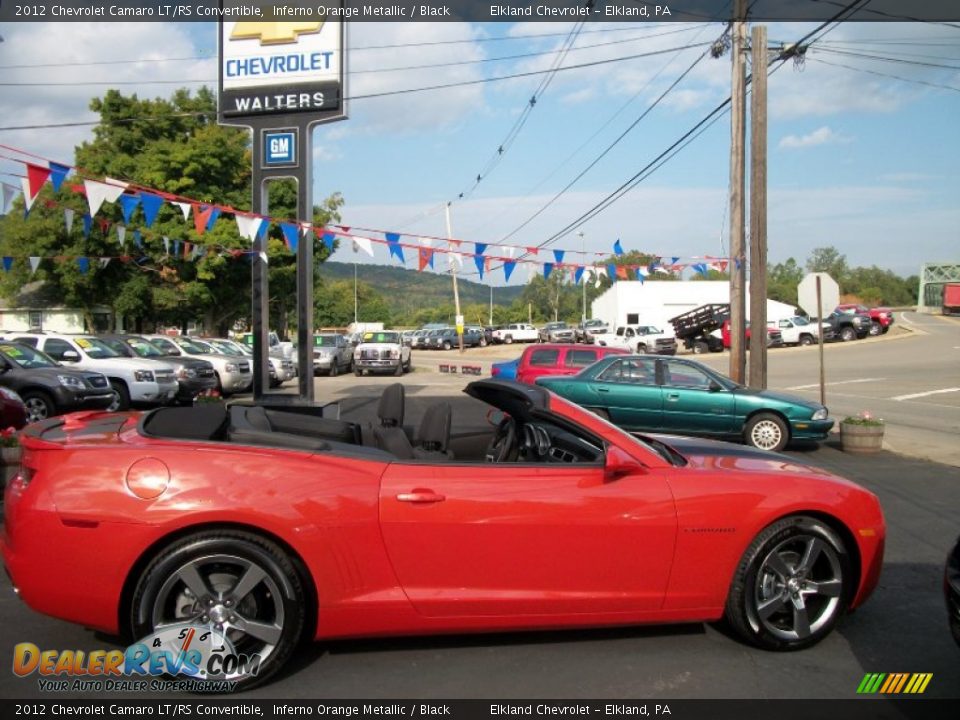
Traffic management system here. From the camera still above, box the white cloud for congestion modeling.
[778,126,852,149]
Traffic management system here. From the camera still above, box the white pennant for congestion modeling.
[83,180,124,217]
[258,251,269,265]
[163,237,170,254]
[21,178,38,213]
[352,237,373,256]
[448,251,462,269]
[99,258,111,268]
[117,225,127,246]
[0,183,20,215]
[300,222,312,236]
[234,214,263,242]
[64,208,74,234]
[173,201,191,221]
[505,245,515,259]
[28,256,41,274]
[594,267,608,288]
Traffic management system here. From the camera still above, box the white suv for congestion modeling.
[493,323,539,344]
[6,333,177,411]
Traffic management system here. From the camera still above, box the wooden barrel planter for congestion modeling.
[1,446,22,493]
[840,423,884,453]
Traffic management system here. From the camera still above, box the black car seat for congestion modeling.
[413,402,454,462]
[378,383,405,428]
[372,383,414,457]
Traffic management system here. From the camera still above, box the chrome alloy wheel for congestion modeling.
[749,419,783,450]
[752,534,844,642]
[151,554,285,680]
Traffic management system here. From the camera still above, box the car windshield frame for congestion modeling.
[125,338,166,358]
[75,337,123,359]
[362,332,400,344]
[0,342,59,369]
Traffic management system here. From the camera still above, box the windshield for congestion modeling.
[638,326,663,335]
[76,337,122,359]
[173,338,212,354]
[126,338,165,357]
[99,338,134,357]
[314,335,339,347]
[363,332,400,344]
[189,339,217,353]
[209,340,243,356]
[0,342,58,369]
[791,316,810,327]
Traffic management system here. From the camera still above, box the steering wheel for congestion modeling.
[485,416,518,463]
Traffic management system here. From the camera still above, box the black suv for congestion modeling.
[823,311,870,342]
[0,341,114,423]
[98,335,218,405]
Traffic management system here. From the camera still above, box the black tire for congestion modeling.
[725,516,850,651]
[868,322,881,337]
[799,334,814,347]
[129,529,306,691]
[636,344,647,354]
[839,326,856,342]
[479,338,487,348]
[442,341,452,351]
[21,390,56,423]
[354,367,362,377]
[329,361,338,377]
[108,380,130,412]
[693,340,709,355]
[394,362,403,376]
[745,412,789,452]
[504,335,513,345]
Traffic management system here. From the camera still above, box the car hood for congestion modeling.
[8,367,105,385]
[79,356,175,373]
[730,387,823,411]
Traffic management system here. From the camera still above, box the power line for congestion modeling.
[808,56,960,93]
[813,46,960,71]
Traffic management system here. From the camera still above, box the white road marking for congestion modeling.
[890,387,960,401]
[786,378,886,390]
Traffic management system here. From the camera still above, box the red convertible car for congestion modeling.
[2,380,884,689]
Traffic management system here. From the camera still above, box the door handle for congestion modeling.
[396,490,446,504]
[597,387,610,393]
[667,393,680,401]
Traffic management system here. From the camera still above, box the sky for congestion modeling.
[0,18,958,283]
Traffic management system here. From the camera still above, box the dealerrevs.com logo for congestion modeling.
[13,624,260,692]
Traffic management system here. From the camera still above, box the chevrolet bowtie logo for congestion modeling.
[231,22,325,45]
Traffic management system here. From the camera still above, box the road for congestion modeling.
[1,327,959,701]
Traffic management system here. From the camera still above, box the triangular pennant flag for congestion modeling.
[83,179,124,217]
[49,162,70,192]
[385,232,404,263]
[448,251,462,269]
[235,213,258,241]
[205,207,221,232]
[526,247,539,256]
[173,201,191,221]
[321,231,335,250]
[99,258,111,269]
[574,266,585,285]
[0,183,19,215]
[543,263,554,280]
[693,263,709,277]
[25,164,52,201]
[77,257,89,275]
[503,260,516,282]
[553,249,565,264]
[474,242,487,256]
[418,247,434,272]
[385,232,401,244]
[280,223,299,252]
[352,237,373,256]
[139,192,164,228]
[505,245,515,259]
[193,205,214,236]
[474,254,484,279]
[608,263,618,282]
[613,238,624,256]
[82,214,92,238]
[29,257,41,274]
[256,220,270,241]
[134,230,143,249]
[2,257,13,272]
[163,237,170,255]
[20,178,38,214]
[64,208,75,234]
[594,267,607,288]
[118,194,140,225]
[616,266,629,280]
[634,268,644,284]
[117,226,127,247]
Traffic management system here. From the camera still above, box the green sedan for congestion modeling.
[536,355,833,452]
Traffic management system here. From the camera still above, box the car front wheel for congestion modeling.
[129,530,306,691]
[725,516,850,650]
[21,390,56,423]
[868,322,882,337]
[745,412,789,452]
[840,326,856,342]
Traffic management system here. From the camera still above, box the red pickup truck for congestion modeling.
[720,320,784,349]
[836,303,894,336]
[515,344,627,385]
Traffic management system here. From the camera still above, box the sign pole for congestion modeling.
[817,276,825,408]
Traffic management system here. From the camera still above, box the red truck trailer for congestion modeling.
[944,284,960,316]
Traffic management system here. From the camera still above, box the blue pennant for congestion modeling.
[280,223,299,252]
[205,207,221,232]
[139,192,164,228]
[543,263,553,280]
[574,266,585,285]
[77,257,89,275]
[503,261,516,282]
[82,214,92,239]
[608,263,618,282]
[322,232,336,250]
[613,239,624,256]
[118,194,140,225]
[49,163,70,192]
[474,254,484,279]
[553,249,565,264]
[474,242,487,256]
[2,257,13,272]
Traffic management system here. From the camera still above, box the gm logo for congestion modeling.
[264,130,297,166]
[231,22,324,45]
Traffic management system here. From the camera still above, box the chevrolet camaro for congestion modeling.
[2,380,884,689]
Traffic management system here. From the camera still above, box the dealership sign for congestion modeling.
[218,15,345,122]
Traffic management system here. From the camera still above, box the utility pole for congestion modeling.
[445,202,464,353]
[578,230,587,325]
[748,24,769,388]
[353,261,358,325]
[728,0,748,385]
[489,285,493,326]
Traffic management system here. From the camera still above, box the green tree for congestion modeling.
[767,258,805,305]
[806,247,849,284]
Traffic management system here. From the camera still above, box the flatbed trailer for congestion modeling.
[668,303,730,354]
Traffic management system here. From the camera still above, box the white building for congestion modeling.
[590,281,798,331]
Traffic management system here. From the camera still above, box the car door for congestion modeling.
[562,348,600,376]
[379,460,677,618]
[583,357,662,430]
[659,359,736,435]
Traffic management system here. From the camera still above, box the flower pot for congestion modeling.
[1,446,21,494]
[0,447,21,465]
[840,423,884,453]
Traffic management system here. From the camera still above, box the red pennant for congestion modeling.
[183,242,192,258]
[25,164,52,200]
[230,249,244,258]
[717,260,729,272]
[417,247,433,272]
[448,239,462,247]
[98,219,110,234]
[616,266,628,280]
[70,184,86,195]
[526,247,539,255]
[193,205,214,236]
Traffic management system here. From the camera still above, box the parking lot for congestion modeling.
[1,311,958,700]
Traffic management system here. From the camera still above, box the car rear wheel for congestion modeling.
[799,334,814,346]
[693,340,709,354]
[840,326,856,342]
[745,412,789,452]
[329,361,339,377]
[725,516,850,650]
[21,390,56,423]
[129,530,306,691]
[504,335,513,344]
[442,341,452,351]
[868,322,882,337]
[354,367,363,377]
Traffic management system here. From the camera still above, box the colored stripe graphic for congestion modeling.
[858,673,932,694]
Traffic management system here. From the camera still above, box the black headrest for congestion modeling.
[417,402,451,452]
[378,383,405,427]
[143,404,228,440]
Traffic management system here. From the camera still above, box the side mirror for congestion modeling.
[604,445,645,482]
[61,350,80,362]
[708,380,723,393]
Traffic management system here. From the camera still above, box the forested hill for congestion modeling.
[317,261,524,310]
